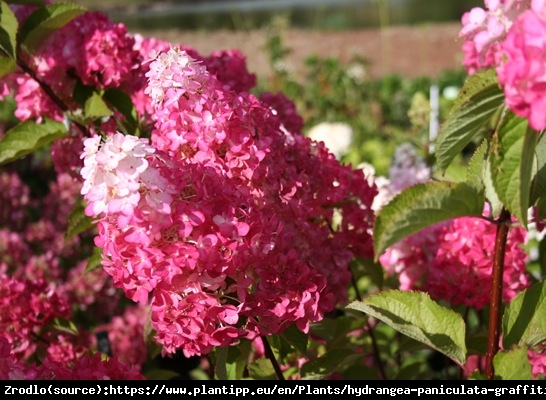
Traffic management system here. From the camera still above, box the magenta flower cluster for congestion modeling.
[79,46,377,357]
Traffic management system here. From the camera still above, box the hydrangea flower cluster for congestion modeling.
[375,143,530,309]
[459,0,546,130]
[380,208,530,309]
[3,9,141,123]
[0,336,145,380]
[0,158,139,378]
[80,46,377,357]
[80,132,162,220]
[0,275,71,360]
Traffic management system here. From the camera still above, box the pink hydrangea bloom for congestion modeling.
[375,143,530,309]
[529,344,546,379]
[1,8,144,124]
[0,172,30,230]
[259,91,304,134]
[144,46,207,111]
[380,206,530,309]
[82,46,377,358]
[0,275,71,360]
[0,336,41,380]
[459,0,526,73]
[496,1,546,130]
[39,352,146,380]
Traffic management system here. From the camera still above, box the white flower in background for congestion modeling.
[347,62,367,83]
[442,85,459,100]
[306,122,353,160]
[272,59,294,75]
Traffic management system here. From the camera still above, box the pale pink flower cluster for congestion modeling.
[144,46,207,112]
[497,0,546,130]
[459,0,546,130]
[459,0,528,73]
[82,47,377,358]
[80,132,171,222]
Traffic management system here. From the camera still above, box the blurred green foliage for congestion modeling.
[254,18,468,177]
[64,0,483,32]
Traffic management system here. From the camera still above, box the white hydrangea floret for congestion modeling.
[80,133,156,218]
[306,122,353,160]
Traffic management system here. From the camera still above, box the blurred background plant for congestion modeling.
[256,12,468,177]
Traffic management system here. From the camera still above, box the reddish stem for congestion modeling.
[484,207,511,379]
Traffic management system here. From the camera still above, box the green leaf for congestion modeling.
[0,53,15,76]
[493,347,533,380]
[355,256,384,290]
[212,343,249,380]
[280,323,308,356]
[451,69,498,110]
[503,279,546,349]
[309,315,365,347]
[0,118,67,165]
[435,69,504,173]
[84,246,103,274]
[466,139,504,216]
[65,201,96,240]
[213,346,228,380]
[373,180,484,259]
[483,156,503,218]
[19,2,86,52]
[0,1,17,76]
[0,1,19,62]
[300,348,354,378]
[490,112,533,228]
[103,89,139,135]
[530,132,546,206]
[84,91,112,119]
[248,358,277,380]
[51,317,78,335]
[347,290,467,366]
[535,196,546,236]
[465,138,487,192]
[519,126,539,227]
